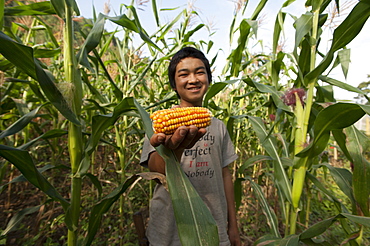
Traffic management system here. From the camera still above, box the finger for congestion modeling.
[165,126,188,149]
[177,125,199,149]
[184,127,207,149]
[149,133,166,147]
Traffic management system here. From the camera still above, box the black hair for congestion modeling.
[168,47,212,95]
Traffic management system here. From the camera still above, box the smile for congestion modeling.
[187,87,201,91]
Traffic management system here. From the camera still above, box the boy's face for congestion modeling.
[174,57,209,107]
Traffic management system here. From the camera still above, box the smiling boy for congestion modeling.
[140,47,241,246]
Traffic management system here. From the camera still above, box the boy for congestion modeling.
[140,47,241,246]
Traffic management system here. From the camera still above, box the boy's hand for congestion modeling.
[148,126,207,175]
[150,125,207,150]
[228,227,241,246]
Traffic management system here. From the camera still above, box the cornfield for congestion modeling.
[1,0,370,245]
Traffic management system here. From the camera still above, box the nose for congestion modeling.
[188,73,198,83]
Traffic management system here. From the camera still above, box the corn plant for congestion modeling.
[0,1,154,245]
[230,0,370,244]
[0,0,230,245]
[2,0,370,245]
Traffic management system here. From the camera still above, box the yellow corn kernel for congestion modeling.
[150,107,212,134]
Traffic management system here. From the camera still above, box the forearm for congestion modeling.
[223,167,238,229]
[148,149,184,175]
[148,152,166,174]
[222,166,241,245]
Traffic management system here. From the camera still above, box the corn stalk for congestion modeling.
[62,1,83,245]
[227,0,370,243]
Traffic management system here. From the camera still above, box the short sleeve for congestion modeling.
[139,135,155,168]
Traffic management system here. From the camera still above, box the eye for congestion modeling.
[178,72,188,77]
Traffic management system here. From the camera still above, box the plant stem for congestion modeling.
[305,180,311,228]
[64,3,83,245]
[289,7,320,234]
[284,201,290,236]
[289,206,298,235]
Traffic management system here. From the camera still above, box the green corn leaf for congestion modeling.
[0,31,80,125]
[359,104,370,115]
[270,52,285,87]
[319,75,368,100]
[34,17,59,47]
[1,206,41,236]
[104,14,138,32]
[248,116,292,204]
[230,19,252,77]
[0,164,62,193]
[152,0,160,26]
[76,13,105,71]
[184,23,205,42]
[293,13,313,59]
[0,145,69,210]
[279,235,300,245]
[300,213,370,241]
[92,49,123,100]
[84,174,102,198]
[19,129,68,150]
[134,99,219,246]
[0,32,37,78]
[306,1,370,83]
[300,216,337,240]
[157,10,183,41]
[105,6,161,52]
[250,0,268,20]
[203,82,228,107]
[50,0,65,18]
[81,75,107,104]
[282,0,296,8]
[298,103,365,157]
[76,97,137,176]
[246,177,280,238]
[226,114,249,141]
[340,213,370,227]
[332,129,353,163]
[50,0,79,19]
[146,91,177,109]
[306,171,349,213]
[338,49,350,79]
[4,1,56,16]
[128,56,157,94]
[83,175,140,246]
[346,126,370,216]
[322,163,356,213]
[252,81,291,112]
[272,10,286,55]
[33,48,61,58]
[0,105,42,140]
[238,155,272,174]
[66,0,80,16]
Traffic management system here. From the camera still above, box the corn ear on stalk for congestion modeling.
[150,107,212,134]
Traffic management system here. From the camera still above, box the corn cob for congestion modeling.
[150,107,212,134]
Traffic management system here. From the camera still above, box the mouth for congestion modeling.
[187,86,201,91]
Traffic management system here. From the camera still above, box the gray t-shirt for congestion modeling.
[140,117,238,246]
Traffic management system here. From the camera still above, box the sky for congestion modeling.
[74,0,370,101]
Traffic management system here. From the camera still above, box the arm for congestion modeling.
[222,166,241,246]
[148,125,207,175]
